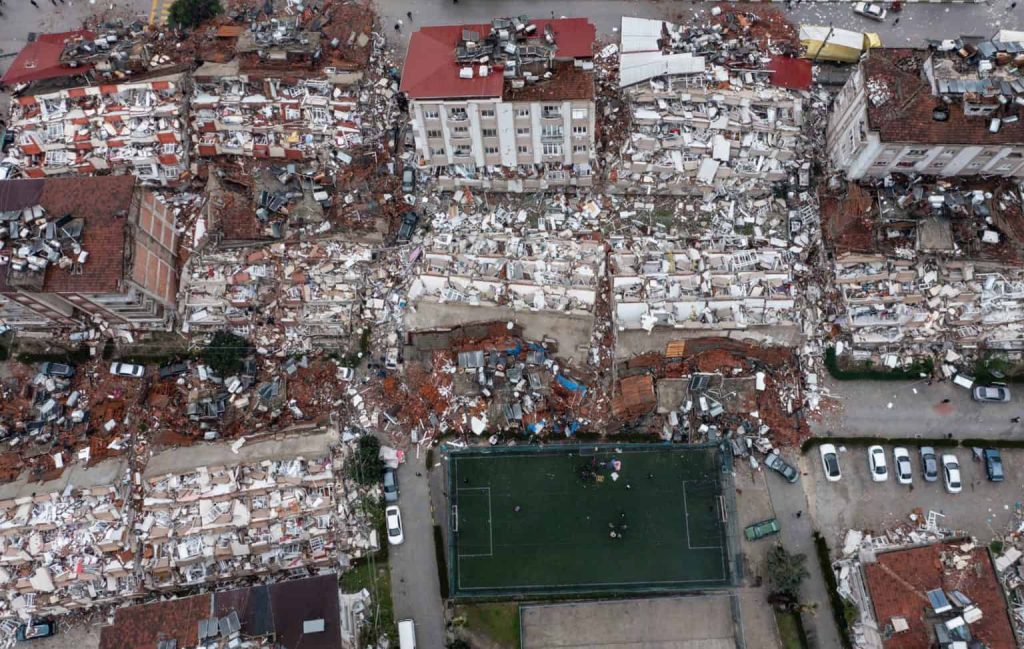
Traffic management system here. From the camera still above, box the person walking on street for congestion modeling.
[394,22,400,32]
[1012,416,1021,423]
[29,0,40,9]
[893,17,900,25]
[406,10,412,20]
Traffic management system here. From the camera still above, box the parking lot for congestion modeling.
[803,444,1024,550]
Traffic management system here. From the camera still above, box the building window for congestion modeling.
[905,148,928,157]
[517,146,528,154]
[484,146,498,155]
[895,161,916,168]
[572,125,588,136]
[452,126,469,135]
[423,110,440,120]
[453,146,471,157]
[431,148,445,156]
[967,162,984,169]
[427,130,442,138]
[571,108,588,120]
[573,145,588,154]
[482,129,497,138]
[542,143,562,156]
[517,108,530,118]
[872,161,887,167]
[542,105,561,119]
[46,122,64,140]
[480,109,495,118]
[449,107,468,121]
[541,125,563,138]
[516,127,530,136]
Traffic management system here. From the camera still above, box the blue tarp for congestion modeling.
[556,375,587,395]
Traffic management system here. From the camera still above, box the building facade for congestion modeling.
[827,46,1024,180]
[401,17,597,192]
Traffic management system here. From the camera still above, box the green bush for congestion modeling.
[824,347,933,381]
[766,545,809,600]
[202,330,251,377]
[434,525,450,599]
[813,532,853,649]
[167,0,223,28]
[348,435,383,486]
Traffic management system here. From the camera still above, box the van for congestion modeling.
[398,619,416,649]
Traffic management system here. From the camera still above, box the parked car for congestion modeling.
[38,362,74,378]
[158,362,189,380]
[919,446,939,482]
[893,447,912,485]
[819,443,841,482]
[397,212,419,242]
[972,385,1011,403]
[385,505,404,545]
[109,362,145,378]
[942,454,963,494]
[744,518,780,541]
[16,620,56,641]
[764,451,799,483]
[383,467,399,503]
[853,2,887,20]
[401,167,416,194]
[339,367,355,382]
[868,445,888,482]
[984,448,1005,482]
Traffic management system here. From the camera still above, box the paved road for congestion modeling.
[814,376,1024,439]
[766,468,842,649]
[388,450,446,649]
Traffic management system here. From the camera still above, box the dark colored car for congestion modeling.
[16,620,56,641]
[919,446,939,482]
[39,362,74,378]
[397,212,419,242]
[401,167,416,194]
[383,467,399,503]
[984,448,1005,482]
[764,452,799,483]
[158,362,190,380]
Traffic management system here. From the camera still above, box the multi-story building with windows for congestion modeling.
[827,44,1024,179]
[400,17,597,192]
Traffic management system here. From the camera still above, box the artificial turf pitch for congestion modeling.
[448,445,730,597]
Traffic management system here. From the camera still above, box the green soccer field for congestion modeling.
[447,444,732,597]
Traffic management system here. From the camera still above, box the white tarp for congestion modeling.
[620,16,666,53]
[996,29,1024,42]
[620,51,705,88]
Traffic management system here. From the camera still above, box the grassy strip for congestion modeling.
[455,602,521,648]
[774,609,809,649]
[813,532,853,649]
[801,436,959,453]
[824,347,933,381]
[340,558,396,645]
[434,524,450,599]
[15,345,92,365]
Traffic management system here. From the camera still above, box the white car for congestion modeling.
[853,2,887,21]
[868,445,888,482]
[338,367,354,381]
[819,443,842,482]
[385,505,404,545]
[109,362,145,378]
[942,454,962,494]
[893,447,912,485]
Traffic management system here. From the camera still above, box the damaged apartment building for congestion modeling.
[827,34,1024,180]
[401,17,598,192]
[6,74,188,186]
[190,17,366,162]
[0,176,179,332]
[611,17,808,196]
[826,179,1024,350]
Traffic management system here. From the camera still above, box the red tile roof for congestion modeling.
[400,18,595,100]
[768,56,812,90]
[503,61,594,101]
[0,31,96,86]
[0,176,135,294]
[98,593,211,649]
[865,48,1024,145]
[863,541,1015,649]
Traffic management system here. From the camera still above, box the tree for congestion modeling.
[167,0,223,28]
[348,435,383,486]
[447,641,472,649]
[766,544,809,600]
[203,330,251,377]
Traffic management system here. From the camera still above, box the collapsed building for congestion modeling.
[827,38,1024,180]
[401,17,598,192]
[5,74,188,186]
[610,17,809,196]
[823,179,1024,350]
[0,177,179,333]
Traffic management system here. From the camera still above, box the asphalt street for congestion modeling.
[814,375,1024,439]
[387,449,446,649]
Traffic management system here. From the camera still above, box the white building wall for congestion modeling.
[497,103,516,166]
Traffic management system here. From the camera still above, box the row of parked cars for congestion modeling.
[819,444,1004,492]
[40,360,191,380]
